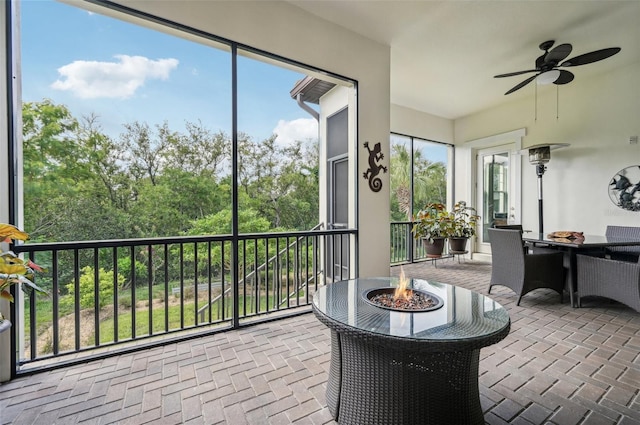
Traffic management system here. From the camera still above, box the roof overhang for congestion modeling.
[290,76,336,105]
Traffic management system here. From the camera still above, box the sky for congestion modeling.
[20,0,319,146]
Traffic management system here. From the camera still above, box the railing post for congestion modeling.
[407,222,415,263]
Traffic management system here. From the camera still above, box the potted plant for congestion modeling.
[448,201,480,253]
[0,223,46,333]
[412,202,454,257]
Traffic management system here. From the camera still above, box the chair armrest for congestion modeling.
[577,255,640,282]
[606,251,640,262]
[577,254,640,311]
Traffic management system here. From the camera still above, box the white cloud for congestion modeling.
[273,118,318,146]
[51,55,179,99]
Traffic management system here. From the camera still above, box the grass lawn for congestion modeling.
[25,288,305,351]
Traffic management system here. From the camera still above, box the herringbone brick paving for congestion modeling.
[1,259,639,424]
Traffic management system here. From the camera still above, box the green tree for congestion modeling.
[162,121,229,176]
[390,143,447,221]
[22,100,86,239]
[184,208,273,278]
[120,121,175,186]
[79,114,131,211]
[60,266,125,311]
[22,98,321,245]
[238,135,319,230]
[23,107,138,243]
[22,99,82,180]
[390,143,412,221]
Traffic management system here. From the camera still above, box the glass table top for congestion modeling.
[313,277,510,341]
[522,232,640,247]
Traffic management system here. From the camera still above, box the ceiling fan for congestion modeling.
[494,40,621,95]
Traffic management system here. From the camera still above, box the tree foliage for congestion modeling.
[238,135,319,230]
[19,99,321,292]
[390,142,447,222]
[60,266,125,311]
[21,99,320,245]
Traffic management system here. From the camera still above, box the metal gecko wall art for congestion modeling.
[363,141,387,192]
[609,165,640,211]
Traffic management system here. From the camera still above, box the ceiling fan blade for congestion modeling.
[560,47,621,67]
[494,69,539,78]
[544,43,572,64]
[504,74,538,95]
[553,70,574,85]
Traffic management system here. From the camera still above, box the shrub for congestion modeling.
[61,266,125,311]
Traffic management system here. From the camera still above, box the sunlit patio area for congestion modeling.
[1,259,639,425]
[1,1,640,423]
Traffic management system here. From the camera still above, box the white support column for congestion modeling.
[0,1,12,383]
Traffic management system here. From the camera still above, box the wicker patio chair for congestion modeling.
[494,224,529,253]
[605,225,640,262]
[494,224,524,231]
[488,228,565,305]
[576,254,640,312]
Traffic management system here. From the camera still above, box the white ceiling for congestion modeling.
[288,1,640,120]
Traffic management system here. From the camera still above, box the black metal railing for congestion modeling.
[390,221,461,265]
[391,221,421,264]
[11,227,355,370]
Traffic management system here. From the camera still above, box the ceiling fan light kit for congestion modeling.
[537,70,561,85]
[495,40,621,95]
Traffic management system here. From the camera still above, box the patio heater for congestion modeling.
[526,143,570,234]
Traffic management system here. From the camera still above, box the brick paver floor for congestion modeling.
[1,259,639,424]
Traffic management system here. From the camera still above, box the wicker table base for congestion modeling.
[327,330,484,425]
[313,278,511,425]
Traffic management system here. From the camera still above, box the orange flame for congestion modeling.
[394,267,411,300]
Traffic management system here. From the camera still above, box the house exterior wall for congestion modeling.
[318,85,358,277]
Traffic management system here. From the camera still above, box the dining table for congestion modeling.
[522,232,640,307]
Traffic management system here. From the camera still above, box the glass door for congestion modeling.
[476,146,521,254]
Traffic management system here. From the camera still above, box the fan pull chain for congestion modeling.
[534,82,538,121]
[556,86,559,120]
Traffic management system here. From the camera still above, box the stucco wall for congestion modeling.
[454,61,640,234]
[390,103,454,144]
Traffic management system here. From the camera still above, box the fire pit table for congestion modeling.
[312,277,510,425]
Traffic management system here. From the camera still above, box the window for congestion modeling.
[9,0,359,365]
[21,0,234,241]
[18,0,353,241]
[390,133,451,221]
[236,51,321,232]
